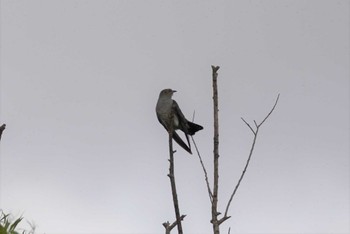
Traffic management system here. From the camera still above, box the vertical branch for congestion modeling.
[167,108,184,234]
[197,66,279,232]
[211,65,220,234]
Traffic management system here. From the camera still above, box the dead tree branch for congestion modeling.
[163,215,186,234]
[191,112,213,203]
[191,136,213,202]
[163,107,184,234]
[211,65,221,234]
[203,65,280,232]
[222,94,280,219]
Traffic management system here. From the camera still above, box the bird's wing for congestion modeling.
[158,112,192,154]
[172,100,192,152]
[157,114,169,131]
[172,100,189,133]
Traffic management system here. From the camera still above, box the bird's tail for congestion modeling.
[187,121,203,135]
[173,131,192,154]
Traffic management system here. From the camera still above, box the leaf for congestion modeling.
[0,213,10,223]
[9,217,23,231]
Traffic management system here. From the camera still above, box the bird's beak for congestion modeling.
[172,90,177,93]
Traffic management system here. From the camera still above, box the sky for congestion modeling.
[0,0,349,234]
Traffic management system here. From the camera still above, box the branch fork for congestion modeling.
[193,66,279,233]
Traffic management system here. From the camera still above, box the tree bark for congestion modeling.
[211,65,220,234]
[167,108,184,234]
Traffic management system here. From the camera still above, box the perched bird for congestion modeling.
[156,89,203,154]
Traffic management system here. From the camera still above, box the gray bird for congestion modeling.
[156,89,203,154]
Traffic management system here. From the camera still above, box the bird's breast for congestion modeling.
[173,115,179,128]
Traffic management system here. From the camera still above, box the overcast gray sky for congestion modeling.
[1,1,349,234]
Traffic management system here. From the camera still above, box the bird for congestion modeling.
[156,89,203,154]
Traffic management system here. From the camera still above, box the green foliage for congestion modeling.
[0,211,35,234]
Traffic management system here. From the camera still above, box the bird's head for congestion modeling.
[160,89,177,98]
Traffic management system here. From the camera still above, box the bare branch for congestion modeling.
[191,110,196,122]
[240,118,255,135]
[211,65,220,74]
[163,215,187,234]
[163,222,170,228]
[167,108,184,234]
[218,215,231,225]
[211,65,220,234]
[253,120,258,128]
[191,111,213,202]
[169,215,186,230]
[258,93,280,127]
[191,136,213,202]
[224,130,258,217]
[224,94,280,217]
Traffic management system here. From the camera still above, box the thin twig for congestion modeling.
[191,111,213,202]
[240,118,255,135]
[258,93,280,127]
[224,129,258,217]
[223,94,280,218]
[191,136,213,202]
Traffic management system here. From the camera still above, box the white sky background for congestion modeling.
[0,1,349,234]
